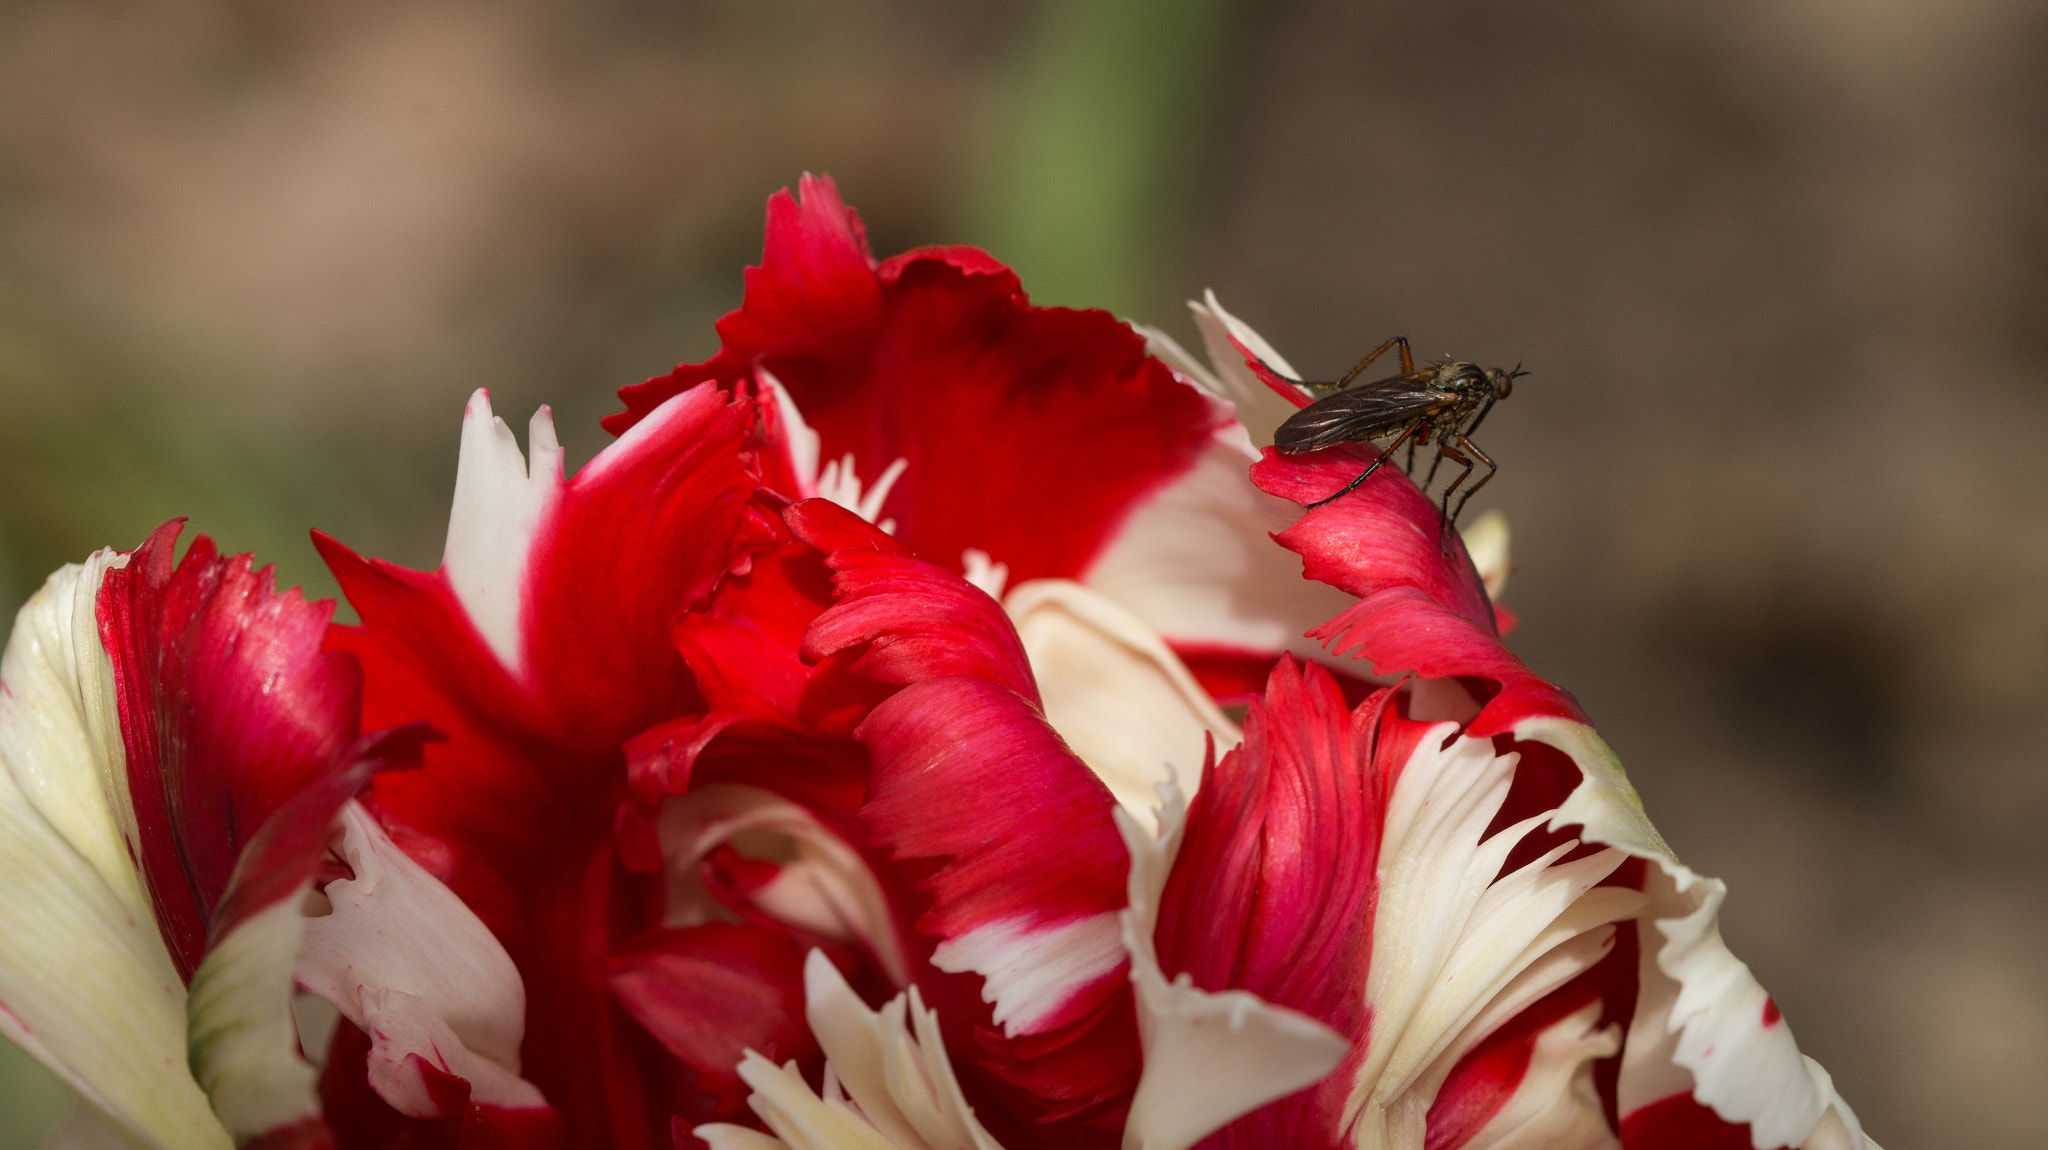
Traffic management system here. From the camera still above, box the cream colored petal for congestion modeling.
[441,390,565,675]
[185,898,318,1139]
[0,562,227,1150]
[1459,511,1512,602]
[1458,1002,1622,1150]
[1187,291,1305,450]
[1003,580,1239,831]
[1081,440,1364,682]
[1524,715,1880,1150]
[1115,781,1350,1150]
[1346,729,1643,1150]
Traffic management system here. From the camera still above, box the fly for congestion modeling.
[1270,336,1524,551]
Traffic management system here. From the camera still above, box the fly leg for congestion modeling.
[1404,435,1418,476]
[1332,336,1414,390]
[1422,445,1449,492]
[1445,435,1497,527]
[1304,421,1423,510]
[1431,442,1476,554]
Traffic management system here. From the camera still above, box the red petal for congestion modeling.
[789,499,1037,704]
[1159,658,1395,1149]
[1251,446,1496,633]
[606,924,818,1113]
[320,382,754,782]
[610,174,880,435]
[856,674,1141,1123]
[612,176,1219,584]
[210,724,435,947]
[1312,588,1588,739]
[1620,1093,1773,1150]
[859,676,1125,959]
[1158,658,1388,1034]
[96,521,398,976]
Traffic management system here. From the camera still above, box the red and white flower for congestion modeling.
[0,174,1879,1150]
[0,521,499,1149]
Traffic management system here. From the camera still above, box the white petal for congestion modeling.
[929,913,1125,1037]
[1082,440,1361,677]
[801,953,1003,1150]
[1346,729,1642,1150]
[759,367,822,497]
[1460,510,1512,602]
[1459,1001,1622,1150]
[659,783,907,985]
[1003,579,1239,830]
[705,953,1005,1150]
[1524,714,1879,1150]
[441,390,564,674]
[959,550,1009,600]
[356,986,545,1118]
[185,898,319,1139]
[1187,291,1305,450]
[816,454,909,530]
[0,563,226,1150]
[1115,781,1350,1150]
[294,802,541,1117]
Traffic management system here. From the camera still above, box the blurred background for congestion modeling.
[0,0,2041,1145]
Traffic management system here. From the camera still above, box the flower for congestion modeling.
[0,521,454,1148]
[0,175,1880,1150]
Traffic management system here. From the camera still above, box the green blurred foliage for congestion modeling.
[963,0,1231,318]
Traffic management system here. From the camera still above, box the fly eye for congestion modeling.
[1495,372,1513,398]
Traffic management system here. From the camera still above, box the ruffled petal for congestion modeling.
[790,500,1037,706]
[96,521,367,977]
[320,380,756,783]
[611,174,882,436]
[1522,717,1877,1150]
[0,558,225,1150]
[857,677,1128,1039]
[1252,448,1497,635]
[1253,431,1873,1149]
[614,176,1220,587]
[1153,659,1381,1043]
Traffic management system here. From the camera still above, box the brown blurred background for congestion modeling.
[0,1,2041,1146]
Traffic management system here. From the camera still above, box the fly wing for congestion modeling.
[1273,376,1453,453]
